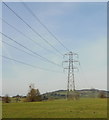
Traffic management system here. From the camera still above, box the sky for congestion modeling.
[1,2,107,96]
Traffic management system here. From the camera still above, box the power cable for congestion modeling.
[2,40,40,58]
[1,18,57,54]
[22,2,69,52]
[1,55,63,73]
[1,32,62,67]
[3,2,63,56]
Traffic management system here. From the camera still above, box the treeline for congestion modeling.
[1,86,108,103]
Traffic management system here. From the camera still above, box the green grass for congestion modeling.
[3,98,107,118]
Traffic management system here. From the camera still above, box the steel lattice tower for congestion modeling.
[63,51,79,99]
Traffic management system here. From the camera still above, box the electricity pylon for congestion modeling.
[63,51,80,99]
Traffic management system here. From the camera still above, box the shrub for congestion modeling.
[26,85,42,102]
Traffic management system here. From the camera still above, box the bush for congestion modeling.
[26,85,42,102]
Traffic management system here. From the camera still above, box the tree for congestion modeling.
[3,94,11,103]
[26,84,42,102]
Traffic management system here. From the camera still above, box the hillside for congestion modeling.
[42,89,109,100]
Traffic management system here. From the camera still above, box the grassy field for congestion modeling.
[3,98,107,118]
[0,102,2,119]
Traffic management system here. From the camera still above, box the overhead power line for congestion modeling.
[1,18,56,54]
[22,2,69,52]
[1,55,63,73]
[2,40,39,58]
[3,2,63,56]
[1,32,62,68]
